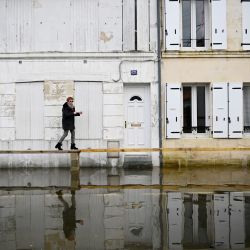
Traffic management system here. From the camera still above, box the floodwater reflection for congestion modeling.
[0,188,250,250]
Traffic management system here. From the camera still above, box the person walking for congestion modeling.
[55,97,82,150]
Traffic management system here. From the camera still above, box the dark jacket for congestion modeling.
[62,102,80,130]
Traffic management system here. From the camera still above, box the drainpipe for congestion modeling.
[157,0,163,158]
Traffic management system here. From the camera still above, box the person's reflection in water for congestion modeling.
[56,190,84,241]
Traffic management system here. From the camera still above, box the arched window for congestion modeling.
[130,96,142,102]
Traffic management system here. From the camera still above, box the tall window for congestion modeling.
[183,84,209,134]
[182,0,209,49]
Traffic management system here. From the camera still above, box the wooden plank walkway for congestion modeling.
[0,147,250,154]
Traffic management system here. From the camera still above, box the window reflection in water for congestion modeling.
[0,190,249,249]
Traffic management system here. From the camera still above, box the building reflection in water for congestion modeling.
[0,188,250,250]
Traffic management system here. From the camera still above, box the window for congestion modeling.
[182,0,209,49]
[182,84,210,134]
[165,0,227,50]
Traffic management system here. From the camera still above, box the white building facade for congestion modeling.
[0,0,160,166]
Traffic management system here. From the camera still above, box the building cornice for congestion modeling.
[162,51,250,59]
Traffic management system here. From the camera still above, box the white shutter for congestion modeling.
[242,1,250,50]
[211,0,227,50]
[212,83,228,138]
[165,0,180,50]
[167,193,183,249]
[166,83,181,138]
[137,0,150,51]
[214,194,230,249]
[99,0,122,51]
[16,83,31,139]
[75,82,103,139]
[16,82,44,139]
[228,83,243,138]
[30,83,44,139]
[229,193,245,249]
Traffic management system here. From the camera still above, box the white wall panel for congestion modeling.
[75,82,103,139]
[99,0,122,51]
[0,0,7,52]
[137,0,150,51]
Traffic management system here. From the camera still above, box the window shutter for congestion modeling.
[214,194,230,249]
[242,1,250,50]
[229,193,245,249]
[166,83,181,138]
[16,82,44,140]
[165,0,180,50]
[228,83,243,138]
[167,193,183,249]
[212,83,228,138]
[211,0,227,50]
[75,82,103,139]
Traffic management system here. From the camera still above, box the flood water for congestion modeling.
[0,165,250,250]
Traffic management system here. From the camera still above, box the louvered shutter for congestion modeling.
[212,83,228,138]
[166,83,181,138]
[165,0,180,50]
[242,0,250,50]
[228,83,243,138]
[211,0,227,50]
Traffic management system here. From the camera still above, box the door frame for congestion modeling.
[123,83,151,151]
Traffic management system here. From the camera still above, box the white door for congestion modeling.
[124,84,150,148]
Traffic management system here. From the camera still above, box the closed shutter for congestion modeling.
[167,193,183,249]
[99,0,122,51]
[228,83,243,138]
[242,1,250,50]
[212,83,228,138]
[75,82,103,139]
[165,0,180,50]
[243,86,250,132]
[16,82,44,139]
[166,83,181,138]
[211,0,227,50]
[214,194,230,249]
[229,193,245,249]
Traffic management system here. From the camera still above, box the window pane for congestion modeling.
[183,86,192,133]
[197,86,206,133]
[196,0,205,47]
[244,86,250,132]
[182,0,191,47]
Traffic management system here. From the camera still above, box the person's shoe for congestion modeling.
[56,190,63,196]
[71,143,78,150]
[55,143,63,150]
